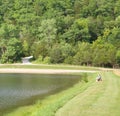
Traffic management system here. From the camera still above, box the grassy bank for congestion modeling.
[56,71,120,116]
[0,64,100,70]
[4,73,95,116]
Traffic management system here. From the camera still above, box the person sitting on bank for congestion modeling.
[96,74,102,82]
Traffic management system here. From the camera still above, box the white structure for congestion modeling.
[22,56,33,64]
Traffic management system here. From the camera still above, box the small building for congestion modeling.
[22,56,33,64]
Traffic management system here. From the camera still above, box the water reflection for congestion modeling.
[0,73,81,115]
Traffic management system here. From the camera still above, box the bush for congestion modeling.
[64,56,73,64]
[34,55,43,63]
[43,57,51,64]
[50,46,64,63]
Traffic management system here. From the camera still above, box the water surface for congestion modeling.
[0,73,81,115]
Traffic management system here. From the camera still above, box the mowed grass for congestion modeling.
[0,64,100,70]
[56,71,120,116]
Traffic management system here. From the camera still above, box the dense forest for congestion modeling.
[0,0,120,67]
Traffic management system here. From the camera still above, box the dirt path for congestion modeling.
[55,71,120,116]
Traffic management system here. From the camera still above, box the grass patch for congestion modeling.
[4,73,95,116]
[0,64,100,70]
[56,71,120,116]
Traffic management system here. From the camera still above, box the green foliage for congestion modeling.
[50,45,64,63]
[43,56,51,64]
[116,50,120,64]
[0,38,23,63]
[62,18,90,44]
[38,19,57,48]
[31,41,48,59]
[22,40,29,56]
[34,55,43,63]
[34,56,51,64]
[0,0,120,66]
[61,42,75,59]
[92,37,116,67]
[64,56,73,64]
[73,42,92,65]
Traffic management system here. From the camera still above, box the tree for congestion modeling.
[50,44,64,63]
[0,38,23,63]
[59,42,75,64]
[62,18,90,44]
[0,23,19,39]
[92,37,116,67]
[31,41,48,59]
[116,50,120,65]
[73,42,92,65]
[0,0,119,66]
[38,19,57,48]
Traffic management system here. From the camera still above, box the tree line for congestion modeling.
[0,0,120,67]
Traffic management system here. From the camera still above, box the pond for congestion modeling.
[0,73,81,115]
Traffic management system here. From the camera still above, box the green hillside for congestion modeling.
[0,0,120,67]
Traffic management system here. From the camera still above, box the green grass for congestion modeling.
[56,71,120,116]
[0,64,100,70]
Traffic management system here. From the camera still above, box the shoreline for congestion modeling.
[0,68,97,74]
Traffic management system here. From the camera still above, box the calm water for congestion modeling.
[0,73,81,115]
